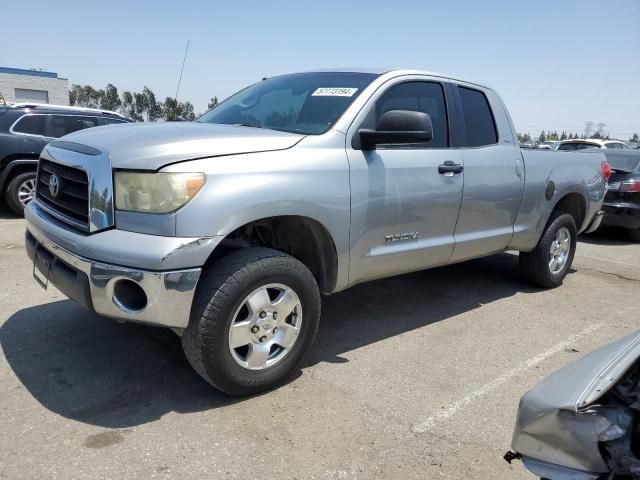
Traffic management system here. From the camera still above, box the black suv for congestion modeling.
[0,103,130,215]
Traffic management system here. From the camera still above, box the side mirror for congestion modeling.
[359,110,433,150]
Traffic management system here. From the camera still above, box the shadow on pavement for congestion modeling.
[0,204,21,220]
[307,252,536,367]
[1,301,236,428]
[580,227,635,246]
[1,252,539,428]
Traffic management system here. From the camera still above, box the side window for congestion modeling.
[51,115,99,138]
[12,115,46,136]
[458,86,498,147]
[367,81,449,148]
[101,117,128,125]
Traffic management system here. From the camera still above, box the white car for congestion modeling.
[558,139,631,151]
[539,140,561,150]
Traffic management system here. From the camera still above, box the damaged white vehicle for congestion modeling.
[507,331,640,479]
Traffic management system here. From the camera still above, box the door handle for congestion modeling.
[438,161,464,176]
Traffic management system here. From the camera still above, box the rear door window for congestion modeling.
[12,114,46,135]
[458,87,498,147]
[50,115,100,138]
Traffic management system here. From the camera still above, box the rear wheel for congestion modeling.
[519,211,577,288]
[5,171,37,216]
[182,247,321,396]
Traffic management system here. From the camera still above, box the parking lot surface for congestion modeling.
[1,205,639,479]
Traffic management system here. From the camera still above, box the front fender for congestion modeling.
[161,134,351,290]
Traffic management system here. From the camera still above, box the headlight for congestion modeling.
[114,172,205,213]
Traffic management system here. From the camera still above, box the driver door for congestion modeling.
[346,79,464,285]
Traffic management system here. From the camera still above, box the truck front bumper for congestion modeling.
[24,202,221,329]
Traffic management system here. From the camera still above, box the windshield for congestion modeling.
[198,72,378,135]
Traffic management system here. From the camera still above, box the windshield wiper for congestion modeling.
[233,123,262,129]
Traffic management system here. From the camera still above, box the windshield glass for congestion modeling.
[198,72,378,135]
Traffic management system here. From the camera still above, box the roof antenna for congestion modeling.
[174,40,190,101]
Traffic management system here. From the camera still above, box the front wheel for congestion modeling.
[182,248,321,396]
[519,211,577,288]
[5,171,37,216]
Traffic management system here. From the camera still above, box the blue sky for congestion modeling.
[3,0,639,138]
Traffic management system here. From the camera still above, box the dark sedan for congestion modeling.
[599,150,640,241]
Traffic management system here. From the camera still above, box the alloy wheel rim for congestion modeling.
[549,227,571,274]
[18,178,36,206]
[228,283,302,371]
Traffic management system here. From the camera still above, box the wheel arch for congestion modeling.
[0,157,39,191]
[205,215,340,294]
[551,191,587,231]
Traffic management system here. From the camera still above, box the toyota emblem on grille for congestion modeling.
[48,174,60,197]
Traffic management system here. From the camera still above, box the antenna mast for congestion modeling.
[175,40,190,100]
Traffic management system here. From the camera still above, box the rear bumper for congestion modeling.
[601,202,640,230]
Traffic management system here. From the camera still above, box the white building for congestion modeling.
[0,66,69,105]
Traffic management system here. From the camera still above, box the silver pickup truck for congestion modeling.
[24,69,609,395]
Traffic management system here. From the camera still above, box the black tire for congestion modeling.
[629,227,640,243]
[519,211,577,288]
[5,171,37,216]
[182,247,321,396]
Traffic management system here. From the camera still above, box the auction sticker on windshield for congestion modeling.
[312,88,358,97]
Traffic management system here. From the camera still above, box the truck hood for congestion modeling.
[511,329,640,476]
[60,122,305,170]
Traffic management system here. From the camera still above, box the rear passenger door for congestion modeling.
[450,85,523,262]
[47,115,100,138]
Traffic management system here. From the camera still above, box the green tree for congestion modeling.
[134,92,146,121]
[120,91,141,120]
[630,133,639,143]
[517,133,531,143]
[560,131,567,140]
[162,97,196,121]
[69,84,80,106]
[142,86,162,121]
[99,84,121,112]
[69,84,101,108]
[538,131,546,143]
[207,96,219,110]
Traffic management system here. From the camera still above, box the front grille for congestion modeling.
[36,159,89,228]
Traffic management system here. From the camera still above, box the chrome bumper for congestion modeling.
[26,224,202,330]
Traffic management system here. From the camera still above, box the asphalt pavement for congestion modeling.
[1,205,639,479]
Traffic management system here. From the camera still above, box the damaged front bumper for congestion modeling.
[25,201,222,329]
[509,330,640,479]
